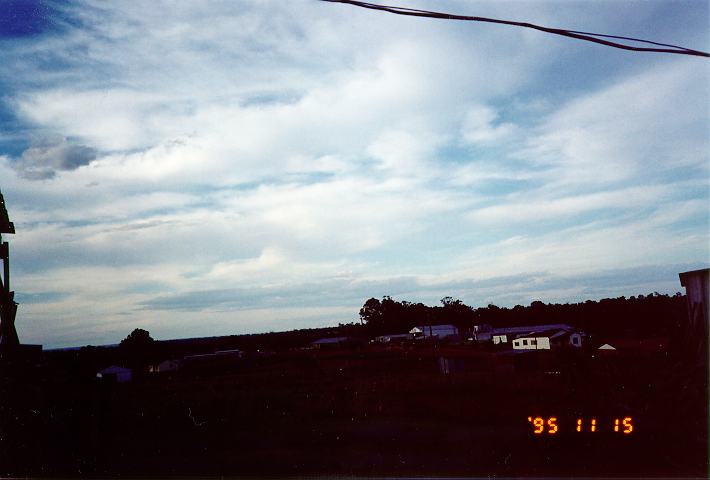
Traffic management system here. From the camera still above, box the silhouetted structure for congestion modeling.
[0,190,41,361]
[0,190,19,346]
[679,268,709,365]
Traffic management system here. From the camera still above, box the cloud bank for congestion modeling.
[0,0,707,347]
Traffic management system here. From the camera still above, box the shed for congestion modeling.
[97,365,132,383]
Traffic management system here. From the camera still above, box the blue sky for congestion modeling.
[0,0,708,348]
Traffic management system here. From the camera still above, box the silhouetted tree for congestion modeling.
[120,328,156,370]
[360,298,384,330]
[440,297,474,336]
[357,292,686,340]
[120,328,154,348]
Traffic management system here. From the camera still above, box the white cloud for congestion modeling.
[467,184,670,225]
[517,60,709,188]
[461,105,517,145]
[456,198,708,281]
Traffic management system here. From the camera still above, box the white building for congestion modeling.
[510,326,583,350]
[512,336,550,350]
[476,324,585,349]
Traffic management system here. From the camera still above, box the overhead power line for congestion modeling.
[321,0,710,58]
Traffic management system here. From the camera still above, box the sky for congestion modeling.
[0,0,708,348]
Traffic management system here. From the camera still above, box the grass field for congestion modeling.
[0,344,707,476]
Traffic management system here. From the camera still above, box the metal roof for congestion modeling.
[311,336,351,345]
[98,365,131,374]
[376,333,411,339]
[491,324,573,336]
[412,324,459,338]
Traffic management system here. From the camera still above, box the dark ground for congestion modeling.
[0,343,707,477]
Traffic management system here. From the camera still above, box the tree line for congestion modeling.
[45,292,687,377]
[359,293,687,338]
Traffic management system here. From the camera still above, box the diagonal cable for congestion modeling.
[321,0,710,58]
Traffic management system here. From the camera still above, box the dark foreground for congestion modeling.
[0,345,707,477]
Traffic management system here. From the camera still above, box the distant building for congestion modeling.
[479,324,573,342]
[472,324,493,342]
[215,349,244,358]
[310,336,353,349]
[150,359,182,373]
[374,333,412,343]
[410,324,459,340]
[512,336,550,350]
[182,349,246,371]
[96,365,132,383]
[507,325,583,350]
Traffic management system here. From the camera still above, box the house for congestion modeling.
[510,325,584,350]
[96,365,132,383]
[410,324,459,340]
[493,324,571,342]
[480,324,584,348]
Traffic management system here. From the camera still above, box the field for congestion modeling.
[0,343,707,477]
